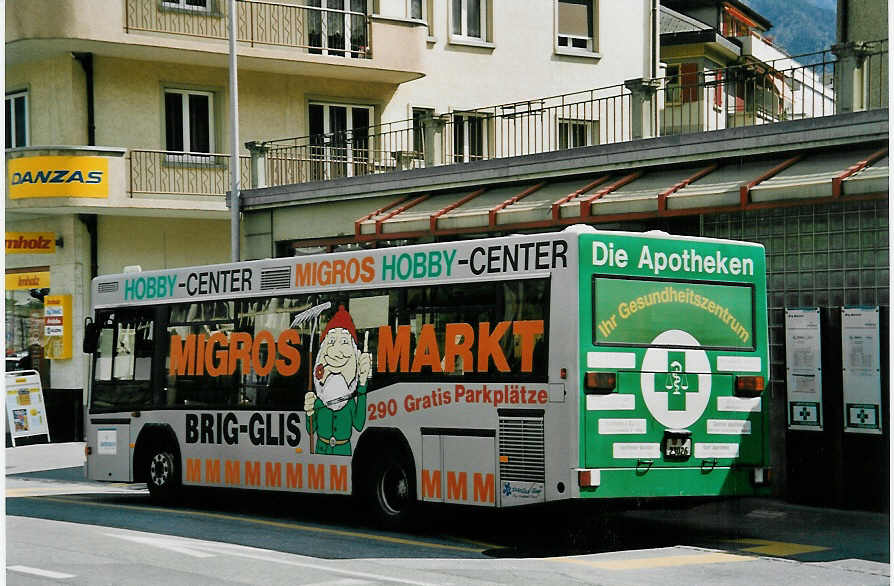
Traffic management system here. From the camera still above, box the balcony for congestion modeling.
[249,42,888,190]
[6,0,425,84]
[5,146,249,218]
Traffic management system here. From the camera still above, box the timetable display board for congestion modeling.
[785,308,822,431]
[841,307,882,434]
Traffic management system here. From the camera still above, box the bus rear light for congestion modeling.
[578,469,600,487]
[85,445,92,456]
[585,372,616,394]
[734,376,765,396]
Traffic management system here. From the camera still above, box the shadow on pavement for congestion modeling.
[8,468,889,563]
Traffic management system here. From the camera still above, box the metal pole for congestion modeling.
[229,0,241,262]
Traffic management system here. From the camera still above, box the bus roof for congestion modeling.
[90,227,764,308]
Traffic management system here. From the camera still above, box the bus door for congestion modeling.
[87,309,156,482]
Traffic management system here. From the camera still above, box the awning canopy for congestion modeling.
[353,144,888,242]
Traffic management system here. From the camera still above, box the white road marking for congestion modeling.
[106,533,216,558]
[304,578,375,586]
[105,532,444,585]
[8,565,76,579]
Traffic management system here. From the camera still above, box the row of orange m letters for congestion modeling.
[168,320,544,376]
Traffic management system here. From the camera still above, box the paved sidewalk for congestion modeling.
[5,441,147,498]
[6,442,86,475]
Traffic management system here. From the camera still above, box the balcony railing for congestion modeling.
[125,0,370,58]
[130,150,251,197]
[249,41,887,189]
[259,118,420,184]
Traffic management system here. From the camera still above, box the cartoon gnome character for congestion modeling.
[304,305,371,455]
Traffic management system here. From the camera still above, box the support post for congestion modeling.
[246,141,268,188]
[624,77,661,140]
[228,0,241,262]
[393,151,416,171]
[422,113,446,167]
[832,41,873,113]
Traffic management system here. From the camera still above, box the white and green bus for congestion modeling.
[84,226,770,525]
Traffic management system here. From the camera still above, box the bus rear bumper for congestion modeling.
[576,466,772,499]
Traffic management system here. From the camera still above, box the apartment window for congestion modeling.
[666,65,682,105]
[557,0,596,53]
[451,0,486,40]
[558,119,595,149]
[452,113,486,163]
[161,0,210,11]
[308,102,373,179]
[665,63,698,104]
[5,91,28,149]
[308,0,368,57]
[164,89,214,153]
[409,0,424,20]
[721,10,752,37]
[412,107,433,154]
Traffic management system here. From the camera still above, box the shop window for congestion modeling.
[5,276,45,371]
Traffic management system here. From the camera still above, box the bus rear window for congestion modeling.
[593,277,754,350]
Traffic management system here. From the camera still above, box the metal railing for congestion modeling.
[130,150,251,197]
[125,0,370,58]
[250,42,887,189]
[860,40,889,110]
[442,85,631,163]
[660,47,839,135]
[261,118,419,184]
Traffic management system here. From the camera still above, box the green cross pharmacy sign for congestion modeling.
[641,330,712,429]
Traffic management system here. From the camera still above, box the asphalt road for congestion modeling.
[6,467,891,585]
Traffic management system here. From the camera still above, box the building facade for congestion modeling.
[5,0,654,440]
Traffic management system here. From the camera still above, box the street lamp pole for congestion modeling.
[228,0,241,262]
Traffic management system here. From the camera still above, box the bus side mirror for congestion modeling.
[83,318,98,354]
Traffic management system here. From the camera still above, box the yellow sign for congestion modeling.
[44,294,72,359]
[5,271,50,290]
[8,156,109,199]
[6,232,56,254]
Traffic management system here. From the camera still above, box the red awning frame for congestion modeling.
[339,147,889,245]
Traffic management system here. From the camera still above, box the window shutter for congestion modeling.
[681,63,699,103]
[714,71,724,107]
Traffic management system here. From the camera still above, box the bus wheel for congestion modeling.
[368,454,415,528]
[147,445,180,503]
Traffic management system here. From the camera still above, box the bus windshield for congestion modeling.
[593,277,754,350]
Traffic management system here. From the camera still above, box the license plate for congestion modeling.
[665,436,691,458]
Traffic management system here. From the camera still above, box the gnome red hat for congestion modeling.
[320,305,358,344]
